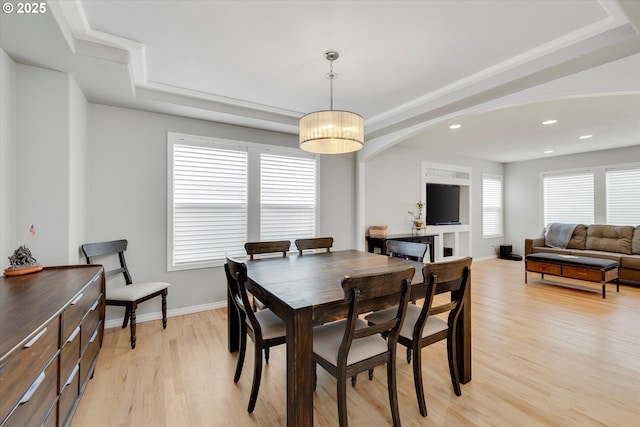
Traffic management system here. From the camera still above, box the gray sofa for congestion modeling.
[525,224,640,286]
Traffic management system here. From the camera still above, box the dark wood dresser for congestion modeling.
[0,265,105,427]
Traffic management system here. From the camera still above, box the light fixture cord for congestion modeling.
[328,57,335,111]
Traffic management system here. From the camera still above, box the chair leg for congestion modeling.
[129,304,137,349]
[161,290,168,329]
[313,363,317,391]
[407,347,412,364]
[265,347,270,364]
[122,307,130,328]
[233,324,247,382]
[337,373,349,427]
[368,369,374,380]
[351,375,357,387]
[447,330,462,396]
[387,359,401,427]
[247,344,264,413]
[412,344,428,417]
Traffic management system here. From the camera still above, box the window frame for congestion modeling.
[482,173,503,239]
[167,132,318,271]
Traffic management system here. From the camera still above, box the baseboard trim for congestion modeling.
[104,300,227,329]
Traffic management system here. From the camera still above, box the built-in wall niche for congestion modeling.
[421,162,471,260]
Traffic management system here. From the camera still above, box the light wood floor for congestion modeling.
[71,258,640,427]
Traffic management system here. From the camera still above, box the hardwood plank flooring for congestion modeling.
[71,258,640,426]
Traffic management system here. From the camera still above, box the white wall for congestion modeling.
[363,144,504,260]
[0,50,16,268]
[504,145,640,256]
[87,104,356,322]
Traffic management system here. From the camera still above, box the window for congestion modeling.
[543,171,594,225]
[606,167,640,225]
[168,133,317,270]
[482,174,503,238]
[260,153,316,241]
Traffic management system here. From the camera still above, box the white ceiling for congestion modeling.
[1,0,639,162]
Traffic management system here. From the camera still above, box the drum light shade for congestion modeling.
[299,51,364,154]
[299,110,364,154]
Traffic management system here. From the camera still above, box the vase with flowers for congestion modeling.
[408,201,425,230]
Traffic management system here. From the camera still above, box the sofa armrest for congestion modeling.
[525,237,545,256]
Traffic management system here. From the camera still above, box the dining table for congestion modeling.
[226,249,472,427]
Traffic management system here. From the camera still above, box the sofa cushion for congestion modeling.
[566,224,587,250]
[620,254,640,270]
[586,225,634,254]
[633,226,640,255]
[573,250,622,263]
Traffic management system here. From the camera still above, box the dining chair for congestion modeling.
[365,257,472,417]
[386,239,430,263]
[244,240,291,311]
[312,266,415,427]
[244,240,291,259]
[295,237,334,255]
[81,239,170,349]
[225,255,287,413]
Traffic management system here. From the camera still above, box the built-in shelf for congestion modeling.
[421,162,471,260]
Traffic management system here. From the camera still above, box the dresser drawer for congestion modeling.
[0,318,59,422]
[60,326,81,393]
[526,261,561,276]
[81,298,102,352]
[59,364,80,426]
[2,356,58,427]
[563,266,602,282]
[80,327,101,392]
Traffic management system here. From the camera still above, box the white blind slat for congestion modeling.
[606,168,640,226]
[482,174,503,238]
[171,143,248,266]
[543,172,594,225]
[260,153,316,242]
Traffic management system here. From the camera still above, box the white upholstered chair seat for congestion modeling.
[365,304,448,340]
[253,309,286,340]
[313,318,389,366]
[108,282,170,302]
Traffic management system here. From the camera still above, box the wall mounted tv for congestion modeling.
[425,183,460,225]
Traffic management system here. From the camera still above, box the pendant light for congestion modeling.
[299,51,364,154]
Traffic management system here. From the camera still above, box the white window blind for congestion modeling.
[482,174,503,238]
[543,171,594,225]
[260,153,316,242]
[606,167,640,225]
[169,141,248,270]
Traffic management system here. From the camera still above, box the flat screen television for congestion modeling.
[425,183,460,225]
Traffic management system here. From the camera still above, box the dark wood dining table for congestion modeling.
[226,250,472,427]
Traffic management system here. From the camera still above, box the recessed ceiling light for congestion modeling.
[543,150,554,154]
[449,124,462,129]
[542,119,558,125]
[579,134,593,139]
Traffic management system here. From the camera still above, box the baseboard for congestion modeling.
[104,300,227,329]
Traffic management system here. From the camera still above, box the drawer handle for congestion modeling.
[70,293,84,305]
[65,365,79,387]
[89,329,98,343]
[88,299,99,312]
[19,371,45,404]
[67,326,81,343]
[24,328,47,348]
[92,273,101,283]
[577,272,587,276]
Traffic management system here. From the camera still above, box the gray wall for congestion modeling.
[86,104,356,322]
[363,144,505,260]
[504,145,640,256]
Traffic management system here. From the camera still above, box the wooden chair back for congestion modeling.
[385,240,429,262]
[295,237,334,255]
[338,267,414,361]
[422,256,472,318]
[244,240,291,260]
[226,256,263,337]
[82,239,133,284]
